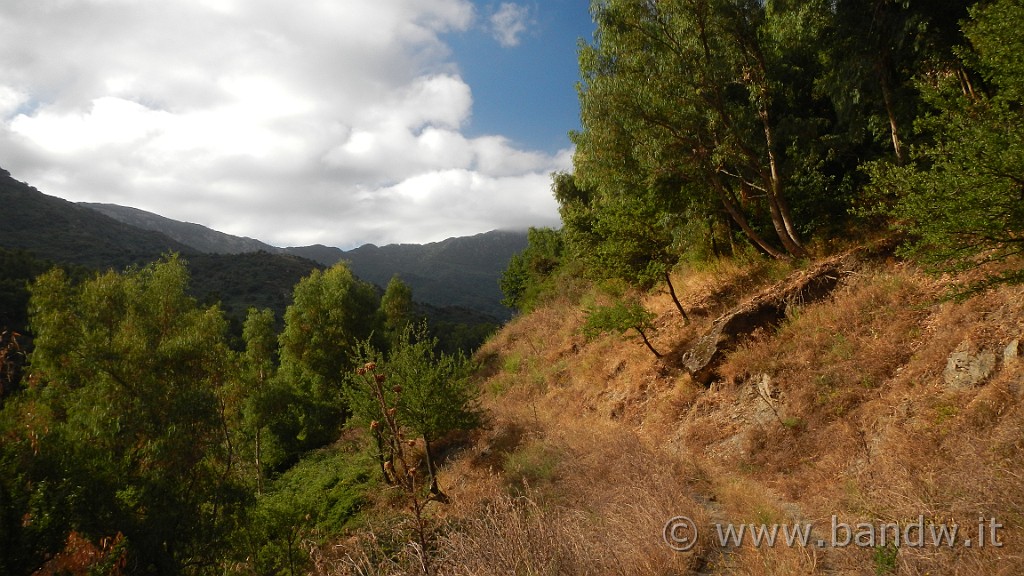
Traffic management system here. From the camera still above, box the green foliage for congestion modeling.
[583,294,662,357]
[186,252,322,342]
[230,308,286,488]
[500,227,566,312]
[574,177,683,287]
[380,274,414,347]
[817,1,967,163]
[872,543,899,575]
[235,447,376,576]
[347,323,483,495]
[867,0,1024,284]
[0,248,52,334]
[423,313,498,356]
[278,262,381,452]
[583,298,655,340]
[10,254,244,573]
[573,0,835,260]
[502,442,562,495]
[388,324,482,446]
[565,0,977,278]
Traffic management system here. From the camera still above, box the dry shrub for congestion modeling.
[723,265,935,401]
[435,421,708,575]
[32,532,125,576]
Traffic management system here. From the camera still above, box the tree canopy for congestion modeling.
[6,255,243,573]
[540,0,1020,295]
[277,262,381,450]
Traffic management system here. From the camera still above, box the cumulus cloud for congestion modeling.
[0,0,567,248]
[489,3,533,47]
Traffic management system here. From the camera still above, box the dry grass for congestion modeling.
[313,254,1024,576]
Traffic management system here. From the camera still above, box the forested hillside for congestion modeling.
[0,168,193,269]
[77,200,526,321]
[81,202,282,255]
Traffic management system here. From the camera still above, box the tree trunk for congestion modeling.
[422,436,447,502]
[254,427,264,495]
[664,270,689,322]
[877,57,905,164]
[958,66,978,100]
[754,75,807,258]
[712,174,788,260]
[374,430,395,485]
[634,326,663,358]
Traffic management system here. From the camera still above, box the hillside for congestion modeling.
[0,168,194,269]
[81,202,282,255]
[340,231,527,321]
[0,168,322,333]
[317,250,1024,575]
[80,201,527,320]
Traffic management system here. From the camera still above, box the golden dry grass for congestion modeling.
[314,255,1024,576]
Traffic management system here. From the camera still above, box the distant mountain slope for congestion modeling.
[285,244,346,266]
[185,251,321,333]
[0,167,321,330]
[81,202,282,255]
[0,168,194,269]
[340,231,528,320]
[80,199,529,320]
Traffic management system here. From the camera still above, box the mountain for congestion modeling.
[284,244,346,266]
[0,168,322,333]
[81,200,529,320]
[81,202,282,255]
[0,168,194,270]
[336,231,528,320]
[3,166,526,330]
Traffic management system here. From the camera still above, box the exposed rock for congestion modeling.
[1005,339,1020,365]
[750,374,781,426]
[755,373,777,403]
[943,340,997,390]
[681,256,854,385]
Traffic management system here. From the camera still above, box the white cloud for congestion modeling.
[0,0,566,249]
[0,86,28,119]
[489,3,532,47]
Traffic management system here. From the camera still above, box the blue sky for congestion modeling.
[450,1,595,153]
[0,0,596,248]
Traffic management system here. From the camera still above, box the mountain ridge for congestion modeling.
[81,202,283,256]
[79,200,528,320]
[1,167,526,323]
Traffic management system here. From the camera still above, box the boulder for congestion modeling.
[1004,339,1020,365]
[681,258,851,385]
[943,340,997,390]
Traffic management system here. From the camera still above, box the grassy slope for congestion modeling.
[318,251,1024,575]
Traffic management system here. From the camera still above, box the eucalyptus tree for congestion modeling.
[278,263,380,451]
[500,226,565,312]
[868,0,1024,285]
[17,255,243,573]
[237,307,280,491]
[380,275,414,348]
[818,0,972,164]
[555,171,692,319]
[573,0,840,260]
